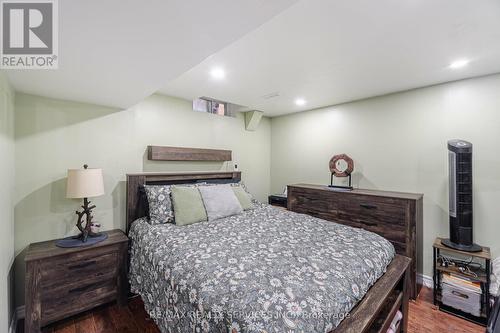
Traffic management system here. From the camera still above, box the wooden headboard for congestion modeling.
[125,171,241,233]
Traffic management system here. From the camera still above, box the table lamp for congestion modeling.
[66,164,105,243]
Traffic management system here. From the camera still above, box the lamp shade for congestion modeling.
[66,167,105,199]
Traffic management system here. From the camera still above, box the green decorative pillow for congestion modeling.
[171,186,207,226]
[232,185,254,210]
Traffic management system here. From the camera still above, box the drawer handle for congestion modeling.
[360,203,378,210]
[359,220,378,227]
[68,260,96,270]
[452,290,469,299]
[69,283,96,294]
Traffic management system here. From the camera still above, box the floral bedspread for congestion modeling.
[128,203,395,333]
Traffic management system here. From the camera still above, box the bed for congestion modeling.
[126,171,411,333]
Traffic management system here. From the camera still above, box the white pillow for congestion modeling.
[198,184,243,221]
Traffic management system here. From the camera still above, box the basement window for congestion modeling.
[193,97,231,116]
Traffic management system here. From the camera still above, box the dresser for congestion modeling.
[287,184,423,299]
[24,230,129,332]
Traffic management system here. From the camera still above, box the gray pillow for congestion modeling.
[198,184,243,221]
[144,185,174,224]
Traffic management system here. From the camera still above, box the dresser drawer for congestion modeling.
[40,249,118,289]
[342,196,408,227]
[337,203,407,244]
[288,188,342,220]
[40,277,117,325]
[291,188,340,210]
[336,217,407,244]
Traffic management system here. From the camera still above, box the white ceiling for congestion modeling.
[4,0,298,108]
[160,0,500,117]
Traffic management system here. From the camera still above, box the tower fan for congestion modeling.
[442,139,481,252]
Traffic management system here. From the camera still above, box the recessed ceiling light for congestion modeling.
[449,59,470,69]
[295,98,306,106]
[210,67,225,79]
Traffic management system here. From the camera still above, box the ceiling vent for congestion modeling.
[261,92,280,99]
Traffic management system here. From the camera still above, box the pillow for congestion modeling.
[233,182,261,205]
[144,185,174,224]
[231,185,254,210]
[200,182,256,209]
[198,184,243,221]
[171,186,208,226]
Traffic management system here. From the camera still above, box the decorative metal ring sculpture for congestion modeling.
[329,154,354,177]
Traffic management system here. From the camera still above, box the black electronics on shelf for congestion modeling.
[442,139,481,252]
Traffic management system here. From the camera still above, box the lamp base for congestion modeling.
[55,233,108,248]
[72,231,102,241]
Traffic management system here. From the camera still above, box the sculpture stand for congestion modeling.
[328,172,353,191]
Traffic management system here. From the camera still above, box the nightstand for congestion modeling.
[433,237,491,326]
[25,229,129,333]
[268,194,287,208]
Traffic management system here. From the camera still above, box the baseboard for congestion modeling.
[417,273,433,289]
[17,306,25,320]
[9,312,16,333]
[9,306,24,333]
[9,305,25,333]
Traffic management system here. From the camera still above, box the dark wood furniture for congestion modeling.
[19,286,487,333]
[125,172,411,333]
[126,171,241,233]
[433,237,491,326]
[287,184,423,300]
[336,255,410,333]
[268,194,287,208]
[24,229,129,333]
[147,145,232,161]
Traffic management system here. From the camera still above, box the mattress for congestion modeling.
[128,203,395,333]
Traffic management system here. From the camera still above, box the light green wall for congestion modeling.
[12,73,500,309]
[0,72,15,331]
[14,93,271,306]
[271,73,500,278]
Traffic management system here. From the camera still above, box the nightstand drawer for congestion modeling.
[40,250,118,289]
[40,277,117,325]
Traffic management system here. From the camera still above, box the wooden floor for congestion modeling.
[18,288,484,333]
[408,288,484,333]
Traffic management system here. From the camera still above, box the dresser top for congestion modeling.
[288,183,423,200]
[25,229,128,262]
